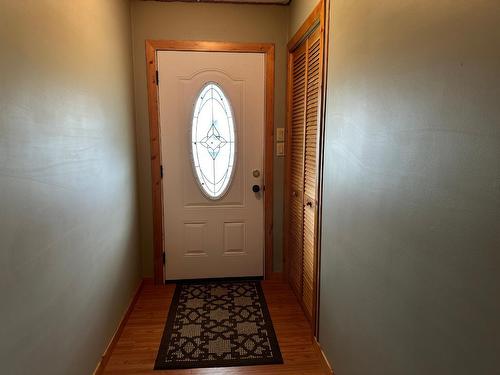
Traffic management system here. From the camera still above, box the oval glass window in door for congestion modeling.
[191,83,236,200]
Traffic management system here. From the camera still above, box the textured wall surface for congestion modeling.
[319,1,500,374]
[0,1,141,374]
[130,1,289,275]
[289,0,319,37]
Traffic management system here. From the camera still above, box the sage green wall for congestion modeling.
[289,0,318,36]
[130,1,289,276]
[319,1,500,374]
[0,1,140,374]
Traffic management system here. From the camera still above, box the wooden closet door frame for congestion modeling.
[284,0,326,337]
[145,40,276,285]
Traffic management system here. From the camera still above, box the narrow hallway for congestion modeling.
[2,1,499,374]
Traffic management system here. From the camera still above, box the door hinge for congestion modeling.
[155,70,159,85]
[162,252,166,265]
[160,164,164,178]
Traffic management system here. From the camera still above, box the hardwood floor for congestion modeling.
[102,279,328,374]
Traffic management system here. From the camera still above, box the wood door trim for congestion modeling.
[310,6,326,340]
[287,1,323,52]
[284,0,325,336]
[315,0,331,340]
[145,40,275,285]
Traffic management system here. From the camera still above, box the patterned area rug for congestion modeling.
[154,279,283,370]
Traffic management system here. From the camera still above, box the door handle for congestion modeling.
[252,184,261,193]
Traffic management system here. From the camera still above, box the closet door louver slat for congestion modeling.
[286,21,322,325]
[302,28,321,319]
[288,42,307,298]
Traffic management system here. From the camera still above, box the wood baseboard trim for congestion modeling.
[313,338,334,374]
[93,277,149,375]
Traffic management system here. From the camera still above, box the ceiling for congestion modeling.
[150,0,290,4]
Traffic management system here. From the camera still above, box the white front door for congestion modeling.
[157,51,265,280]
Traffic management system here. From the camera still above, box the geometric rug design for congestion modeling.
[154,279,283,370]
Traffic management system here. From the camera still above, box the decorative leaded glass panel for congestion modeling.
[191,83,236,199]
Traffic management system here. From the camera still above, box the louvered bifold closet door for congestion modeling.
[302,27,322,319]
[288,42,307,298]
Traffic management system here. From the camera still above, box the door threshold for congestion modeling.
[165,276,264,284]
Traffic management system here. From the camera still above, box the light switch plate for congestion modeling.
[276,128,285,142]
[276,142,285,156]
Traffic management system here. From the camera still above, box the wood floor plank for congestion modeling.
[102,280,327,375]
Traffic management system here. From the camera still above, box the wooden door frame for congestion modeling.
[284,0,326,337]
[145,40,275,285]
